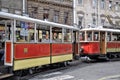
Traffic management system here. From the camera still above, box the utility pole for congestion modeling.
[73,0,76,27]
[23,0,25,15]
[97,0,98,27]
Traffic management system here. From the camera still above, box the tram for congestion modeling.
[0,12,79,78]
[79,26,120,60]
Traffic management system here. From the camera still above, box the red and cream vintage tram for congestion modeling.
[0,12,79,78]
[79,26,120,60]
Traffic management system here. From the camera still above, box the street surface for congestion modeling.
[24,60,120,80]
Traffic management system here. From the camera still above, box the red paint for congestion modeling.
[107,42,120,48]
[52,43,72,56]
[14,43,50,59]
[80,42,100,55]
[5,42,12,63]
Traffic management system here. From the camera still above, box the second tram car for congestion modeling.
[79,26,120,60]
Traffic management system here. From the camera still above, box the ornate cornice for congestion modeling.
[28,0,73,8]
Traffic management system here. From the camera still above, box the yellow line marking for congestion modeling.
[98,75,120,80]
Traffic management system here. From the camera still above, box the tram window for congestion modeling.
[76,31,79,42]
[112,33,118,41]
[41,30,50,42]
[37,24,50,43]
[52,27,62,43]
[16,20,35,42]
[64,29,72,42]
[87,31,92,41]
[80,32,85,41]
[107,32,111,41]
[94,32,99,41]
[112,33,120,41]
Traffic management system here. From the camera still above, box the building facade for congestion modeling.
[0,0,73,26]
[74,0,120,28]
[0,0,25,15]
[27,0,73,25]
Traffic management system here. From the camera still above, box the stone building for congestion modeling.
[74,0,120,28]
[0,0,25,15]
[0,0,73,26]
[27,0,73,25]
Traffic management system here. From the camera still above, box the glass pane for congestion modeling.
[64,29,72,42]
[52,27,62,43]
[16,20,35,42]
[37,24,50,43]
[107,32,111,41]
[80,32,85,41]
[87,31,92,41]
[94,32,99,41]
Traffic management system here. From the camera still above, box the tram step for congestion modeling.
[0,73,13,79]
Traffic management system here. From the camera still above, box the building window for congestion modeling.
[1,8,8,12]
[115,2,119,11]
[78,0,83,5]
[31,7,38,18]
[92,0,97,8]
[64,12,69,24]
[53,10,59,23]
[100,0,105,9]
[78,17,83,28]
[93,18,96,25]
[43,9,49,21]
[109,1,112,10]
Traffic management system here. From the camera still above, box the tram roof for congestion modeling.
[0,12,79,30]
[80,27,120,33]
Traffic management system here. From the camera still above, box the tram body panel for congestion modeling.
[80,42,100,55]
[5,42,12,65]
[14,43,50,59]
[13,43,51,71]
[74,43,79,55]
[51,43,73,63]
[107,42,120,53]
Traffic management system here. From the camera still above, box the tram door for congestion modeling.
[73,31,79,60]
[100,32,106,54]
